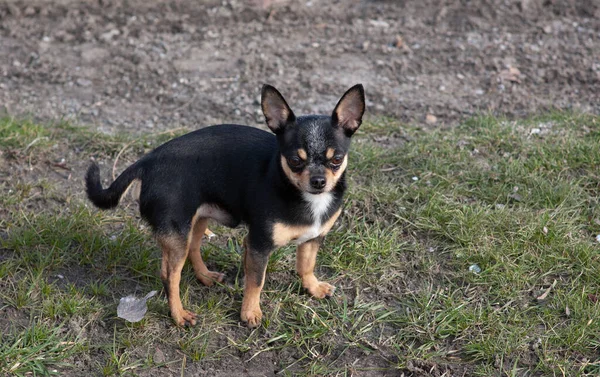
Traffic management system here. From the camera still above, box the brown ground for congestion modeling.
[1,0,598,134]
[1,1,599,376]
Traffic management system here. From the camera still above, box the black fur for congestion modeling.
[86,124,344,248]
[85,161,141,209]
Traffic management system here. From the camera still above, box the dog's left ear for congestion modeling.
[332,84,365,136]
[261,84,296,134]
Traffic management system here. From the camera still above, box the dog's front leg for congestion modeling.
[296,207,341,298]
[240,236,271,328]
[296,238,335,298]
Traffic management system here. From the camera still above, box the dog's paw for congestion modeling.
[173,309,197,327]
[240,307,263,328]
[197,271,225,287]
[307,281,336,299]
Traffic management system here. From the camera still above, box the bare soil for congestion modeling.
[1,0,599,134]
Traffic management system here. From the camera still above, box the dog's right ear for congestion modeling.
[261,85,296,134]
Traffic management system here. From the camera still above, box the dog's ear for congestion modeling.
[261,85,296,134]
[332,84,365,136]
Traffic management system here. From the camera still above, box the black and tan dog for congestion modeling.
[86,84,365,327]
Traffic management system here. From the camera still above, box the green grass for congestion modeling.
[0,318,81,376]
[1,113,600,375]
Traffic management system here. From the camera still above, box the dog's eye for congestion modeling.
[288,156,303,168]
[330,155,344,166]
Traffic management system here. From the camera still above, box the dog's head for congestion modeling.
[261,84,365,194]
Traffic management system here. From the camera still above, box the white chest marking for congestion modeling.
[295,192,334,245]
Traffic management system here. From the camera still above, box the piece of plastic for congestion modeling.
[117,291,157,322]
[468,264,481,274]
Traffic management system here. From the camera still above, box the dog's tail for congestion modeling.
[85,162,142,210]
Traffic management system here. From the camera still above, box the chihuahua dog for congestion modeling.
[86,84,365,327]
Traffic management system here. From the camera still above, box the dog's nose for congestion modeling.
[310,176,326,190]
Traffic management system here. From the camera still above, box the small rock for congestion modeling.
[100,29,120,42]
[24,6,36,16]
[508,192,522,202]
[394,35,404,48]
[76,78,92,87]
[369,19,390,28]
[81,47,109,62]
[154,348,166,364]
[425,114,437,124]
[56,30,75,42]
[543,25,552,34]
[498,66,521,83]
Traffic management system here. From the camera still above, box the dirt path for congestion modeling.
[1,0,598,134]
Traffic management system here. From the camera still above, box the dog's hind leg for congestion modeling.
[187,216,225,286]
[157,234,197,326]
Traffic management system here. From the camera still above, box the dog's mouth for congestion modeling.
[306,188,326,195]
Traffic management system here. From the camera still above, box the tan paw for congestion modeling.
[197,271,225,287]
[306,281,336,299]
[173,309,197,327]
[240,307,263,328]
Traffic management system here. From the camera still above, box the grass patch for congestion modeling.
[1,112,600,375]
[0,318,82,376]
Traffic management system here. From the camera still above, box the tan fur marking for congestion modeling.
[240,240,268,327]
[156,234,196,326]
[272,222,312,247]
[272,208,342,247]
[324,155,348,192]
[296,239,335,298]
[186,212,203,248]
[297,149,307,160]
[320,208,342,236]
[326,148,335,159]
[280,156,310,191]
[156,210,225,326]
[187,213,224,286]
[296,240,319,277]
